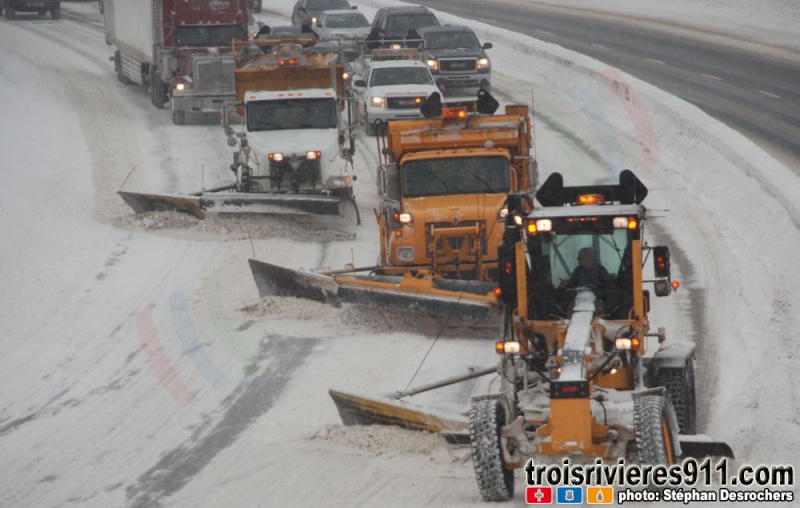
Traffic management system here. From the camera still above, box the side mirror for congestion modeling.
[353,79,366,87]
[652,245,672,297]
[483,42,493,50]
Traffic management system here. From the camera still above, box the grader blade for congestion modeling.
[678,435,735,459]
[329,389,468,434]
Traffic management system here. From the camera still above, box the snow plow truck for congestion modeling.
[327,170,733,502]
[119,34,359,224]
[249,90,537,321]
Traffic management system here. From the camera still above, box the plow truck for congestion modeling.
[249,91,537,321]
[103,0,250,125]
[119,34,359,223]
[324,171,733,502]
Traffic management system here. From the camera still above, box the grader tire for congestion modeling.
[634,395,677,465]
[656,358,697,435]
[469,399,514,501]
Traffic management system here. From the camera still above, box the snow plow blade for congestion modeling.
[118,190,352,219]
[329,389,468,434]
[118,190,205,219]
[249,259,500,321]
[678,435,735,459]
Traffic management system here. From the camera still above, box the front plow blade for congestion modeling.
[119,190,358,220]
[329,389,468,434]
[249,259,500,321]
[199,193,347,216]
[679,435,735,459]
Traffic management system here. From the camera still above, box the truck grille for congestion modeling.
[440,59,477,72]
[386,96,425,109]
[269,158,321,191]
[426,220,488,257]
[194,58,236,95]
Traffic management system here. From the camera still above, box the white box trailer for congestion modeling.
[102,0,250,124]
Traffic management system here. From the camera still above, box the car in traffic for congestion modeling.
[291,0,355,30]
[413,25,492,97]
[365,5,439,49]
[311,9,370,60]
[1,0,61,19]
[351,59,440,135]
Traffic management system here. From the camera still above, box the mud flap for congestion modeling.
[329,389,468,434]
[678,435,735,459]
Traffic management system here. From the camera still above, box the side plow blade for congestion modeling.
[249,259,500,321]
[679,435,735,459]
[118,191,205,219]
[249,258,339,304]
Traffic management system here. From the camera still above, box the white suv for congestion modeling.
[351,59,440,136]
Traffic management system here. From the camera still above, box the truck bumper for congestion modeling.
[433,74,491,97]
[171,94,236,114]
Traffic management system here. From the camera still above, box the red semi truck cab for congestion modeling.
[103,0,250,124]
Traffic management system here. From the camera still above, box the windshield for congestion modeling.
[386,13,439,31]
[370,66,434,86]
[424,31,481,50]
[175,25,245,47]
[308,0,351,9]
[246,98,337,131]
[402,156,510,197]
[324,13,369,28]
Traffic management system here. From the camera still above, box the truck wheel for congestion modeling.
[656,357,697,435]
[50,6,61,19]
[634,395,677,465]
[150,69,167,110]
[469,399,514,501]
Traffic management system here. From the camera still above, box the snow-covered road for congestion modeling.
[1,1,798,507]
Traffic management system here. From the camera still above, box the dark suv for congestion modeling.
[1,0,61,19]
[365,6,439,49]
[413,25,492,96]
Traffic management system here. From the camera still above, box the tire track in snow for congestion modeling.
[126,335,318,507]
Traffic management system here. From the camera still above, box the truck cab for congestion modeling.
[224,37,356,207]
[375,101,536,281]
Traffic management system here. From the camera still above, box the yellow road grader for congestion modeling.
[329,170,733,501]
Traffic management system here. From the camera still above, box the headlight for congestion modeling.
[371,96,385,107]
[426,59,438,71]
[306,151,321,160]
[270,153,284,162]
[175,82,186,92]
[396,247,415,262]
[398,212,412,223]
[615,338,632,350]
[495,341,520,354]
[477,58,491,71]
